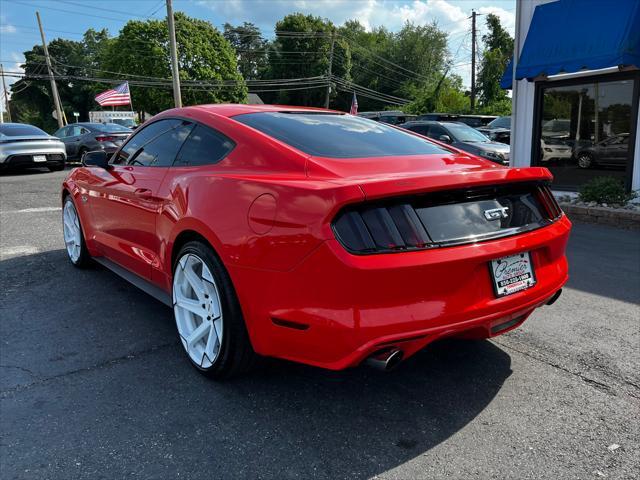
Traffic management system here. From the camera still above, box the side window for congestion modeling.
[428,125,448,139]
[410,125,430,136]
[174,125,235,167]
[68,126,82,137]
[113,118,182,165]
[55,127,68,138]
[129,122,194,167]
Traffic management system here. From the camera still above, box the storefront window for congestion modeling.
[534,75,637,190]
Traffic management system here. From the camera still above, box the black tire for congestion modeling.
[173,241,257,379]
[62,195,92,268]
[77,147,88,162]
[577,152,593,169]
[48,162,65,172]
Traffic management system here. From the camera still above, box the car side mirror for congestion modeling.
[82,150,111,169]
[438,134,452,144]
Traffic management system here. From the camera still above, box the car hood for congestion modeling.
[457,141,510,154]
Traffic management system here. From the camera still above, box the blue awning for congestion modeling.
[501,0,640,89]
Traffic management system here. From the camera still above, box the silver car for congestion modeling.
[0,123,67,172]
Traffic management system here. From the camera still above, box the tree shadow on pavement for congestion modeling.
[0,249,513,479]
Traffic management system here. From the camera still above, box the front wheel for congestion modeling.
[62,196,91,267]
[172,241,256,379]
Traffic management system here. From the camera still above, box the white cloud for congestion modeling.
[1,14,17,33]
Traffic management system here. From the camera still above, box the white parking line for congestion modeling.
[0,246,39,257]
[3,207,62,214]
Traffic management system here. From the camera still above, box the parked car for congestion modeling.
[541,119,571,140]
[358,111,416,125]
[54,122,132,160]
[0,123,66,172]
[62,104,570,378]
[417,113,497,127]
[400,120,511,165]
[477,116,511,144]
[573,133,629,169]
[540,138,573,163]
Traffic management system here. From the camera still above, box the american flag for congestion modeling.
[349,92,358,115]
[95,82,131,106]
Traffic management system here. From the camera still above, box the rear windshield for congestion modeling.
[234,112,449,158]
[0,124,47,137]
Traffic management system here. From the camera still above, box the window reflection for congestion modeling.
[535,78,635,190]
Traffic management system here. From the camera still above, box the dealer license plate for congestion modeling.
[490,252,536,297]
[33,155,47,162]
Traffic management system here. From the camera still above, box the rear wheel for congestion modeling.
[577,152,593,169]
[62,196,91,268]
[172,241,256,379]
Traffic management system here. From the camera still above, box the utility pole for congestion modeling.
[1,65,11,122]
[166,0,182,108]
[470,10,477,112]
[36,11,64,129]
[324,31,335,109]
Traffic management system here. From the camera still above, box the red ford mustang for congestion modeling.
[62,104,571,378]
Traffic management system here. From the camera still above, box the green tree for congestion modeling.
[104,12,246,114]
[405,75,470,114]
[337,20,449,112]
[10,29,111,131]
[262,13,350,107]
[223,22,268,80]
[477,13,513,109]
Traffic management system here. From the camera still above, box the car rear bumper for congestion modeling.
[0,153,66,169]
[230,215,571,370]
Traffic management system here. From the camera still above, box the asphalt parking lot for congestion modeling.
[1,167,639,480]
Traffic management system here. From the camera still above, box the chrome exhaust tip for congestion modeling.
[364,348,404,372]
[546,288,562,306]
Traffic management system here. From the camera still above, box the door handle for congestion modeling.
[134,188,153,199]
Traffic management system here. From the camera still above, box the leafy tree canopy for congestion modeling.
[477,13,513,110]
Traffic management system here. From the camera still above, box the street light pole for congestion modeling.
[36,11,64,128]
[166,0,182,108]
[470,10,477,112]
[1,64,11,123]
[324,31,335,109]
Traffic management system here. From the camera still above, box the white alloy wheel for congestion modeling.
[173,253,224,369]
[63,198,82,263]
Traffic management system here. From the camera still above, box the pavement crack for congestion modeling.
[492,339,627,397]
[0,342,179,396]
[0,364,39,377]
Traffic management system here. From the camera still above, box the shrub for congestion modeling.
[578,177,637,205]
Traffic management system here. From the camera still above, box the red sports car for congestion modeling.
[62,104,570,378]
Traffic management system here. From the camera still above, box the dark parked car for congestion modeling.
[0,123,66,171]
[574,134,629,169]
[477,116,511,144]
[54,122,132,160]
[417,113,497,128]
[400,120,510,165]
[358,111,417,125]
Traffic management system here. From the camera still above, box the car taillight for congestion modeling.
[537,185,562,219]
[332,182,561,255]
[95,135,116,142]
[332,204,432,254]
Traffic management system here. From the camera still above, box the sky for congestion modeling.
[0,0,516,104]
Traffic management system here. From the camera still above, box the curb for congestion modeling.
[560,203,640,230]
